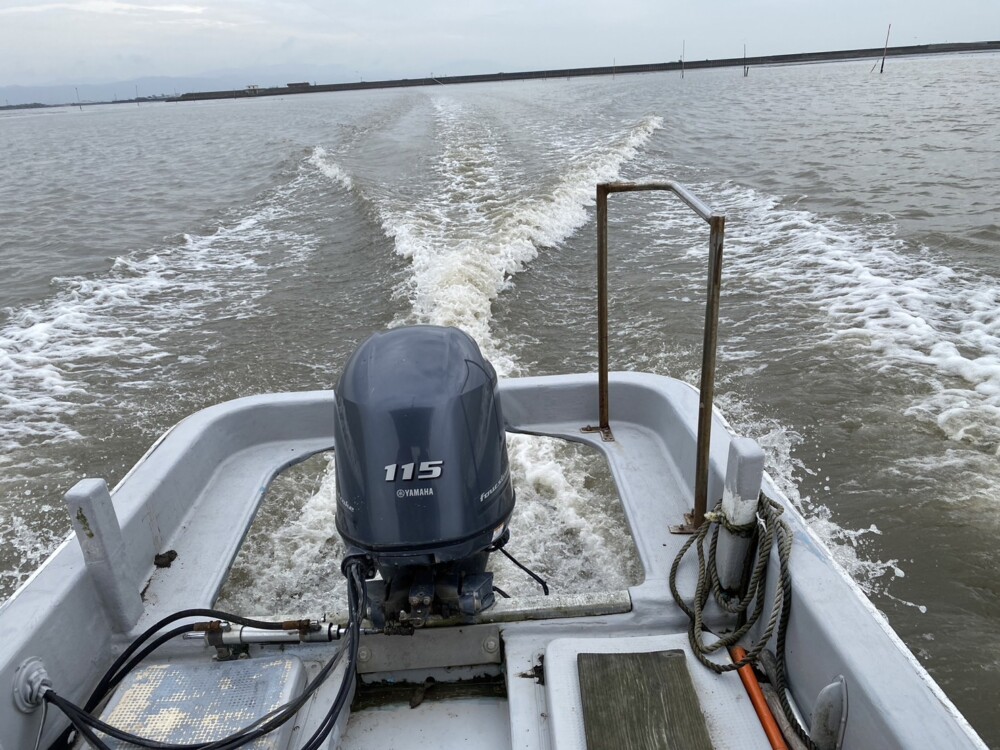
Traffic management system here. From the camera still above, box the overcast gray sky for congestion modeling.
[1,0,998,86]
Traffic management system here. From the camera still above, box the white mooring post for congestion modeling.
[65,478,144,633]
[716,438,765,592]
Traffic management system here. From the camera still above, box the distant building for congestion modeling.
[286,82,312,89]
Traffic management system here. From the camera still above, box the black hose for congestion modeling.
[95,624,196,709]
[300,563,366,750]
[46,692,114,750]
[46,562,369,750]
[86,609,297,713]
[48,637,350,750]
[495,546,549,595]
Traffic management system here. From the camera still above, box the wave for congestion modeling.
[223,106,663,609]
[0,176,318,474]
[218,435,643,615]
[712,183,1000,455]
[308,146,354,191]
[633,176,1000,603]
[641,176,1000,456]
[307,102,663,373]
[381,101,661,370]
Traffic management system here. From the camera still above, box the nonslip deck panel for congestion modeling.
[577,650,713,750]
[97,656,306,749]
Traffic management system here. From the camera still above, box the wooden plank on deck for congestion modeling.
[577,649,714,750]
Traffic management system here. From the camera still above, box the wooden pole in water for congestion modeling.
[681,40,685,79]
[74,87,82,111]
[743,44,749,77]
[880,23,891,73]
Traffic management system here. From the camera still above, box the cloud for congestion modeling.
[0,1,205,15]
[2,0,997,88]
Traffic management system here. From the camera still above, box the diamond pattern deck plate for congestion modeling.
[98,656,306,749]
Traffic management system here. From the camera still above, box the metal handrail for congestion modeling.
[593,181,725,530]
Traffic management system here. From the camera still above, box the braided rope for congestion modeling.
[669,494,817,749]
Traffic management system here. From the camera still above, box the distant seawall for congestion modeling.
[166,41,1000,102]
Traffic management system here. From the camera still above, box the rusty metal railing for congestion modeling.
[589,182,725,531]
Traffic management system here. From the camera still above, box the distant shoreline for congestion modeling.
[3,41,997,110]
[164,41,1000,103]
[0,95,172,111]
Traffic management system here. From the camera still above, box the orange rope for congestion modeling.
[730,645,789,750]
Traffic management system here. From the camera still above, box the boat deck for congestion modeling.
[78,371,774,749]
[1,373,984,749]
[92,626,770,750]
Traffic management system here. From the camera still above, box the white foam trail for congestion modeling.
[0,178,319,475]
[379,100,662,372]
[220,107,661,608]
[308,147,354,191]
[708,183,1000,455]
[307,104,663,366]
[702,180,1000,600]
[0,506,64,592]
[498,434,642,592]
[0,152,343,599]
[218,454,347,616]
[638,184,980,598]
[382,103,659,592]
[218,434,643,616]
[647,179,1000,451]
[711,388,909,598]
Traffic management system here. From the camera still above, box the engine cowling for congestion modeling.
[333,325,515,624]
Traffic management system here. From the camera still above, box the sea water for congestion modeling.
[1,53,998,745]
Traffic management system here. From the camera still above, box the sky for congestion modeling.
[1,0,998,88]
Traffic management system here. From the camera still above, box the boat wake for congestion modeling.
[308,101,662,372]
[0,162,336,599]
[0,181,325,470]
[718,183,1000,457]
[222,105,662,612]
[631,175,1000,604]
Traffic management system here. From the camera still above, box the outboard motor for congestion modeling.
[334,325,515,627]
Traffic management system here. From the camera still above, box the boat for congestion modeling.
[0,181,987,750]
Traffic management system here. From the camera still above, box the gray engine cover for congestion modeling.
[334,326,515,565]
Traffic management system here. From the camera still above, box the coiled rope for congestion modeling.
[668,493,817,750]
